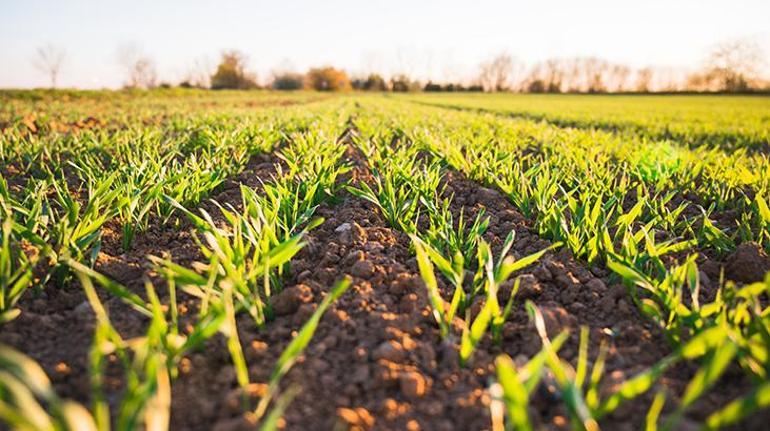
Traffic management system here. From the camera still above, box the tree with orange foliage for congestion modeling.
[305,67,351,91]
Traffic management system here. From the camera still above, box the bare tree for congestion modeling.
[702,38,763,91]
[542,59,565,92]
[635,67,653,92]
[521,57,642,93]
[182,56,212,88]
[478,53,517,92]
[608,64,631,92]
[583,58,607,93]
[32,44,66,88]
[117,44,158,89]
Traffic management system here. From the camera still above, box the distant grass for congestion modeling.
[400,92,770,152]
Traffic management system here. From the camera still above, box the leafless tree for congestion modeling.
[32,44,66,88]
[608,64,631,92]
[654,67,682,92]
[117,44,158,89]
[582,58,607,93]
[542,59,565,92]
[478,52,518,92]
[182,56,212,88]
[702,38,763,91]
[635,67,653,92]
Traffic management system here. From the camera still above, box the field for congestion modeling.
[1,89,770,430]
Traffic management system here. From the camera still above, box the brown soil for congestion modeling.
[723,242,770,284]
[1,138,767,430]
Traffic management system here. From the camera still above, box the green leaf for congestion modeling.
[495,355,533,431]
[67,259,151,317]
[596,355,676,418]
[646,392,665,431]
[704,381,770,430]
[757,195,770,224]
[681,340,738,407]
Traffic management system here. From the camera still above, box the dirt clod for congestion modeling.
[725,242,770,283]
[399,371,428,398]
[337,407,375,429]
[270,284,314,316]
[373,340,407,363]
[350,260,376,278]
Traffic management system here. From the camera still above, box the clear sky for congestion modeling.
[1,0,768,88]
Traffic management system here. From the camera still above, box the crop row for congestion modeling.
[403,93,770,153]
[1,97,357,429]
[351,98,770,429]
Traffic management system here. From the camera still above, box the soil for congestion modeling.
[1,130,768,430]
[724,242,770,284]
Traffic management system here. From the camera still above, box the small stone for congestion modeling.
[354,345,368,361]
[54,362,71,375]
[406,419,421,430]
[335,223,352,233]
[351,222,368,243]
[338,222,368,245]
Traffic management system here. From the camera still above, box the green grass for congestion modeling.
[401,93,770,152]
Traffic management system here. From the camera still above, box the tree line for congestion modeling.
[32,39,768,93]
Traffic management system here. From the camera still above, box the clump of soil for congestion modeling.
[724,242,770,284]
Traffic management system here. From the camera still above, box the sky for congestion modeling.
[1,0,769,88]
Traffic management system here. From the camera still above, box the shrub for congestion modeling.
[363,74,388,91]
[211,51,258,90]
[305,67,350,91]
[390,75,419,92]
[272,72,305,90]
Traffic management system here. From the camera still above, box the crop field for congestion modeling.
[1,90,770,430]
